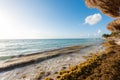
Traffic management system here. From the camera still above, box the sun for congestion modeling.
[0,9,39,39]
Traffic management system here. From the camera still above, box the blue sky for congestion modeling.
[0,0,114,39]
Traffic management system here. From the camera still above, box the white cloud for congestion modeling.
[84,13,102,25]
[97,29,102,34]
[93,29,102,37]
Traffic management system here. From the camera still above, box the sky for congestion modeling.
[0,0,114,39]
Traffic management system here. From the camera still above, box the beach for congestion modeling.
[0,0,119,80]
[51,40,120,80]
[0,43,104,80]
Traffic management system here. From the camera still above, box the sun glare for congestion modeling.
[0,9,17,39]
[0,9,39,39]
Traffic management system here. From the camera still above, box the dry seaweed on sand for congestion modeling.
[43,41,120,80]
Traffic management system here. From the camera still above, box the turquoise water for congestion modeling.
[0,38,103,57]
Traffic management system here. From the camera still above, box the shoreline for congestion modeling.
[0,45,92,72]
[0,40,104,60]
[0,43,104,80]
[0,38,104,60]
[49,40,120,80]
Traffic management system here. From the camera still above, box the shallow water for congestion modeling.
[0,38,103,57]
[0,43,104,80]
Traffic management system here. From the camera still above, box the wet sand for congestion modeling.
[0,44,104,80]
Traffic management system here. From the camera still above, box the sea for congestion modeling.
[0,38,104,60]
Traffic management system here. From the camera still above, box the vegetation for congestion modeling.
[43,40,120,80]
[102,34,110,38]
[40,0,120,79]
[110,32,120,38]
[42,0,120,79]
[102,32,120,38]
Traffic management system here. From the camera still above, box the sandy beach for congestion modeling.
[0,43,104,80]
[0,0,119,80]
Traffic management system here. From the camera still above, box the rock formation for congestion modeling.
[107,19,120,32]
[85,0,120,18]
